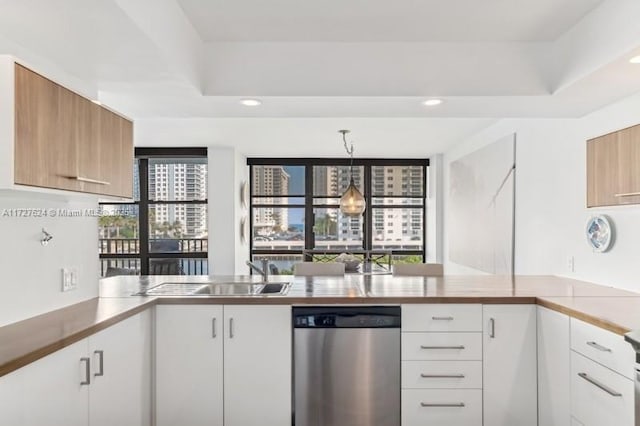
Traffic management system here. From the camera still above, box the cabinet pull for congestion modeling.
[420,345,465,350]
[80,357,91,386]
[586,341,612,352]
[578,372,622,397]
[420,374,465,378]
[420,402,465,408]
[614,192,640,197]
[432,316,454,321]
[489,318,495,338]
[229,318,234,338]
[212,318,217,338]
[67,176,111,186]
[94,350,104,377]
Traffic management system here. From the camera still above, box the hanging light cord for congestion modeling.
[340,130,354,179]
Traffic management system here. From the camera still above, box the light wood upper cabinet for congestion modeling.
[13,63,133,198]
[587,124,640,207]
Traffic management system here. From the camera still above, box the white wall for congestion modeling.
[207,147,249,275]
[0,192,99,326]
[444,90,640,292]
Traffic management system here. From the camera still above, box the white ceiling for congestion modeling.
[0,0,639,156]
[177,0,603,42]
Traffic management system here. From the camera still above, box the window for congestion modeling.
[99,148,208,276]
[248,159,427,273]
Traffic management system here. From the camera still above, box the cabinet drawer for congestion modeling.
[402,333,482,361]
[402,304,482,332]
[570,351,633,426]
[402,361,482,389]
[571,318,635,379]
[402,389,482,426]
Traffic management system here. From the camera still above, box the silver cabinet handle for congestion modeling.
[421,374,465,378]
[432,316,454,321]
[578,372,622,397]
[80,357,91,386]
[587,341,612,352]
[94,350,104,377]
[66,176,111,185]
[489,318,495,338]
[420,345,465,350]
[212,318,217,338]
[229,318,234,338]
[421,402,465,407]
[615,192,640,197]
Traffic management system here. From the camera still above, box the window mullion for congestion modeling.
[139,158,150,275]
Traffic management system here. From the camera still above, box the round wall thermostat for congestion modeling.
[586,215,614,252]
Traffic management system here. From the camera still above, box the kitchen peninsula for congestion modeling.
[2,274,640,426]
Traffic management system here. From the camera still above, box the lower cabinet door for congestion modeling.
[402,389,482,426]
[89,310,152,426]
[570,351,634,426]
[0,339,89,426]
[483,304,537,426]
[224,305,292,426]
[156,305,224,426]
[537,306,571,426]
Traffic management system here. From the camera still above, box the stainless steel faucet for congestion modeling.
[246,258,269,282]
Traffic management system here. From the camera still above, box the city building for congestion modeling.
[148,161,208,238]
[252,166,290,235]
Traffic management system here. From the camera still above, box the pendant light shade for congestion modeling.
[338,130,366,216]
[340,178,366,216]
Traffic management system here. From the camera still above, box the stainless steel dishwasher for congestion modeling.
[293,306,401,426]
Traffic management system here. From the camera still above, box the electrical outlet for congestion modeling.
[61,267,77,292]
[566,256,575,273]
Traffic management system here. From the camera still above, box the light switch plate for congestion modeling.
[61,267,77,292]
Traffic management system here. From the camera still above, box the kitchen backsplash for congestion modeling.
[0,192,99,326]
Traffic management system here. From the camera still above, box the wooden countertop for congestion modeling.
[2,274,640,378]
[0,297,155,377]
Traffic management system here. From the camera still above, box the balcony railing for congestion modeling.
[99,238,208,277]
[99,238,208,254]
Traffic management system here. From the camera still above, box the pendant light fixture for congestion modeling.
[339,130,366,216]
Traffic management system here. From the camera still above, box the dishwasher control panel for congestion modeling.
[293,306,401,328]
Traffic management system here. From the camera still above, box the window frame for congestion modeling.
[247,158,429,265]
[99,147,208,276]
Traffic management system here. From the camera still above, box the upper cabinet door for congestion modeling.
[587,123,640,207]
[616,125,640,205]
[587,133,620,207]
[13,63,133,198]
[14,64,77,191]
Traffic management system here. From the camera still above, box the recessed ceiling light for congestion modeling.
[422,99,443,106]
[630,56,640,64]
[91,99,102,106]
[240,98,262,106]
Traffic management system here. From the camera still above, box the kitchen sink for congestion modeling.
[138,281,291,296]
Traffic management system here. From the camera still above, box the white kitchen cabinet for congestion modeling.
[571,351,634,426]
[537,306,571,426]
[156,305,224,426]
[0,311,151,426]
[155,304,292,426]
[571,317,635,380]
[0,339,89,426]
[224,305,292,426]
[483,304,537,426]
[89,309,152,426]
[402,389,482,426]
